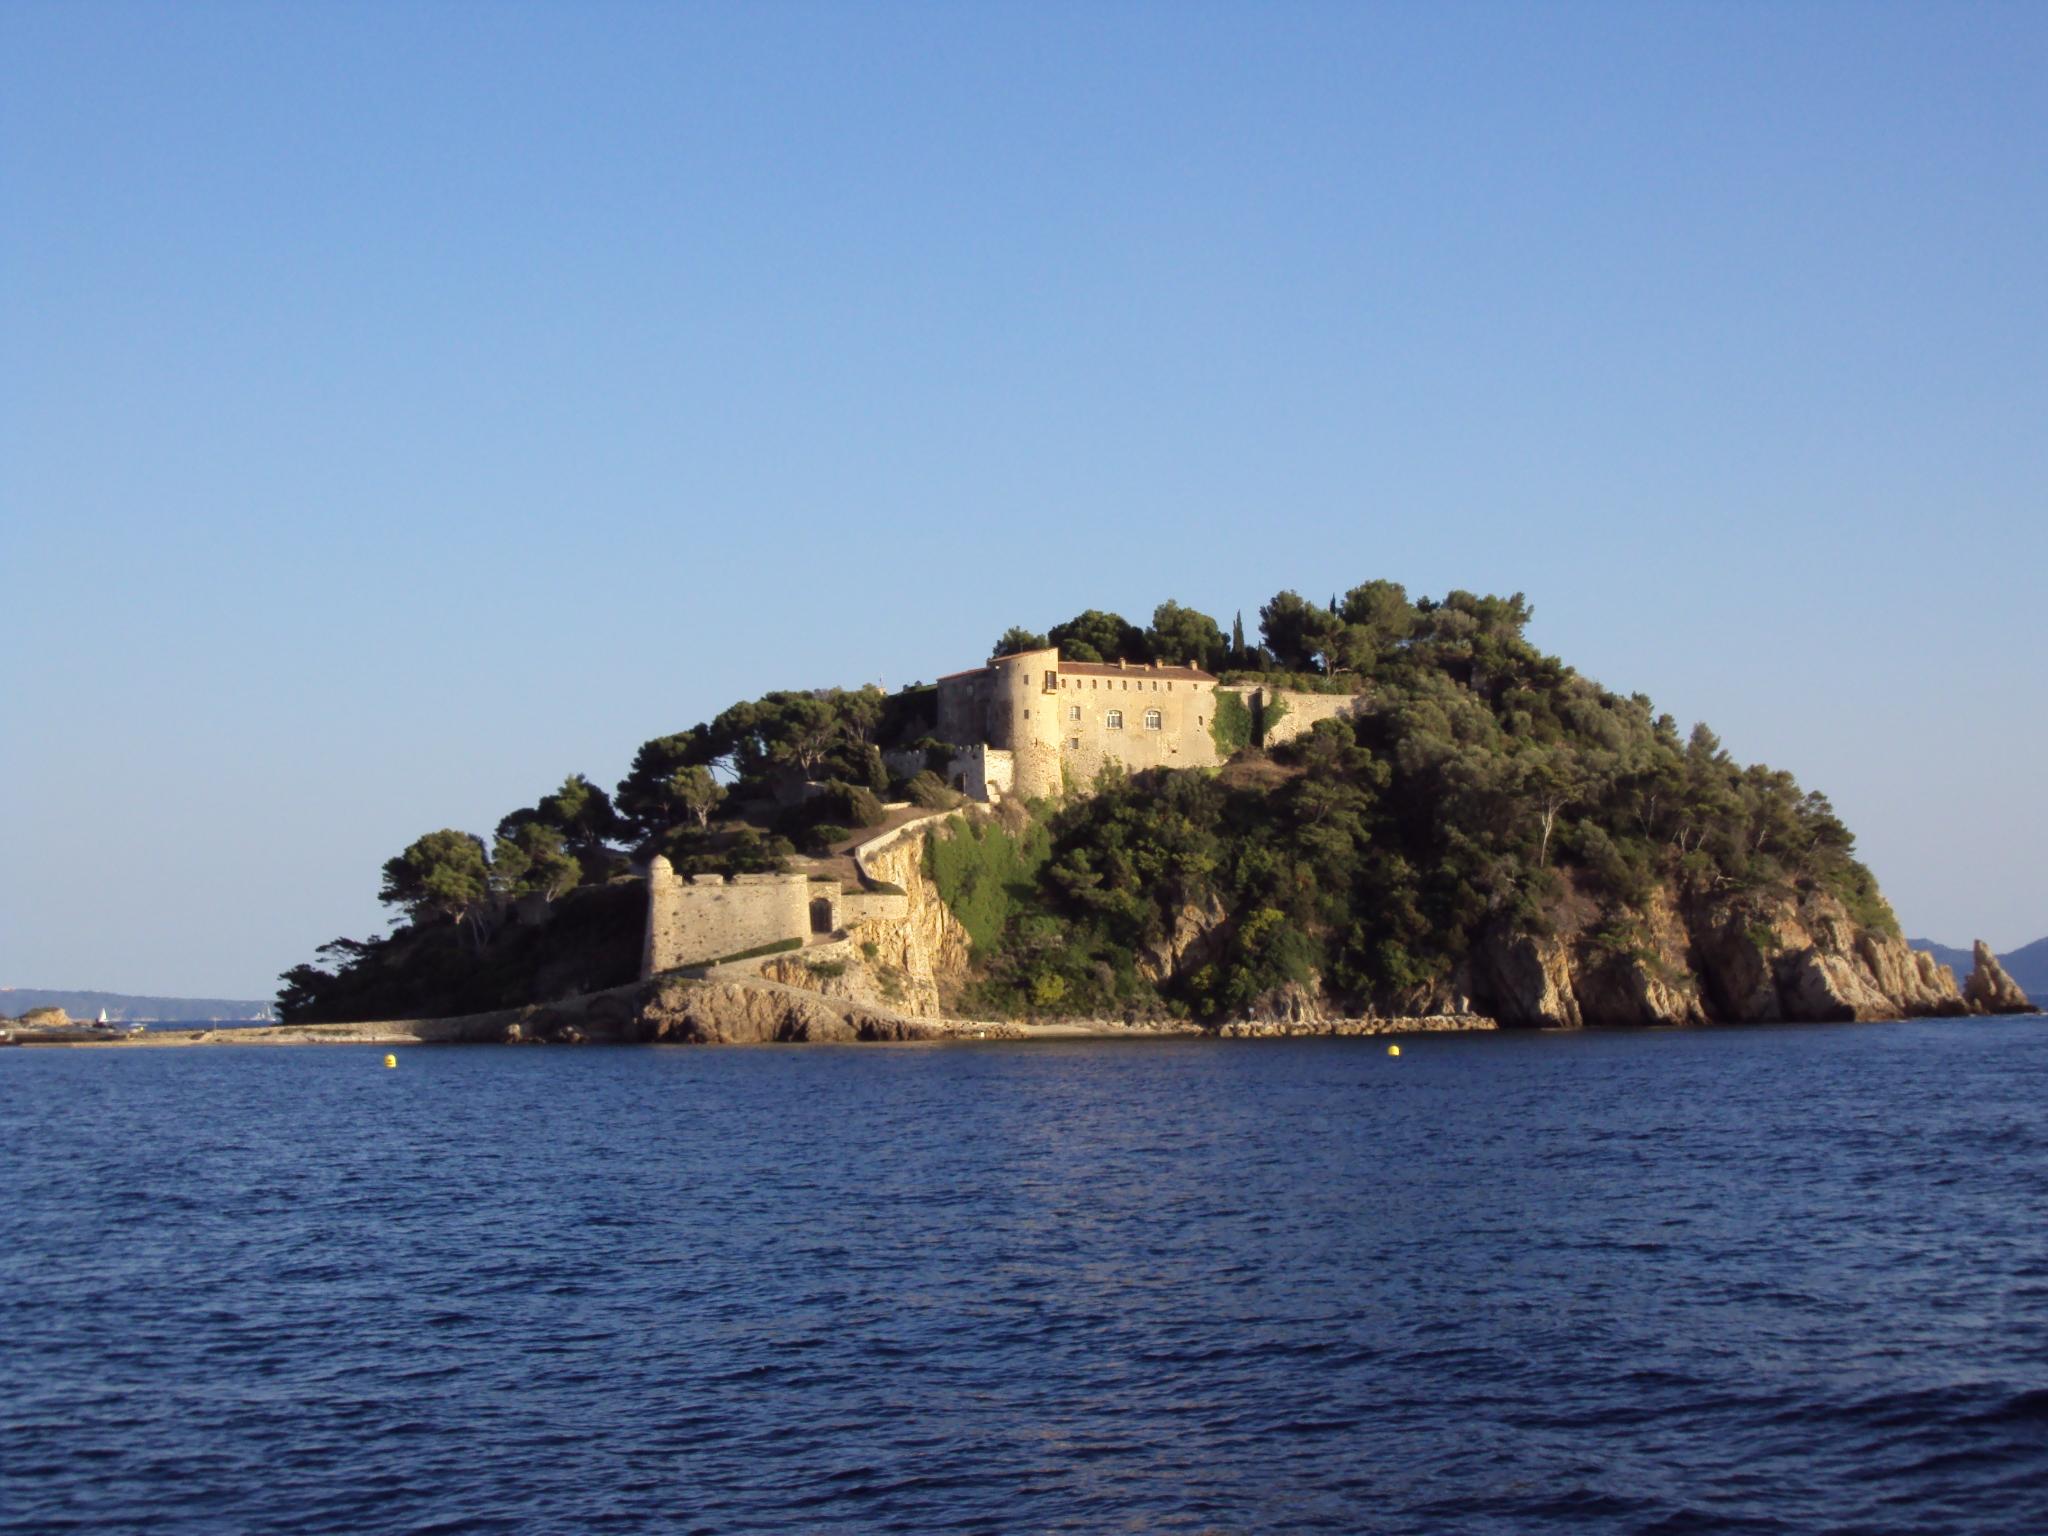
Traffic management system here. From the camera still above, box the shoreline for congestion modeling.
[7,1009,1502,1049]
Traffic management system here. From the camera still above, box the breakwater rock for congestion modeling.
[1218,1014,1498,1039]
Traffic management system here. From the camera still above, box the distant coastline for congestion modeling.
[0,987,274,1023]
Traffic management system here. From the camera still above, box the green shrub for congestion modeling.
[808,823,851,852]
[926,813,1051,950]
[1257,693,1289,745]
[908,770,963,809]
[1210,690,1253,754]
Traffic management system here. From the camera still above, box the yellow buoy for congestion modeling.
[1387,1044,1401,1057]
[383,1054,398,1069]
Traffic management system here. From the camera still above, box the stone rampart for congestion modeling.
[944,745,1015,802]
[882,747,936,784]
[849,810,953,877]
[841,890,911,925]
[642,859,814,977]
[1241,687,1370,748]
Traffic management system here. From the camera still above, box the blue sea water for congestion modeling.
[4,1020,2047,1536]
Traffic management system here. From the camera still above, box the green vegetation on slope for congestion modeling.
[965,583,1894,1020]
[925,810,1051,952]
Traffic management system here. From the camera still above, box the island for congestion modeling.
[25,583,2036,1048]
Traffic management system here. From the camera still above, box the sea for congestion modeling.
[4,1019,2046,1535]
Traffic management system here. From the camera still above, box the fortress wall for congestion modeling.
[1048,673,1221,790]
[642,859,814,976]
[883,747,935,783]
[936,671,996,746]
[940,649,1226,800]
[1259,689,1370,748]
[841,890,911,925]
[943,745,1014,802]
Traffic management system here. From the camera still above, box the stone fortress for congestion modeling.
[642,643,1370,980]
[935,646,1224,800]
[931,644,1369,801]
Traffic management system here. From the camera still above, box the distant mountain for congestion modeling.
[1907,939,1976,976]
[0,988,274,1023]
[1999,938,2048,996]
[1907,939,2048,1000]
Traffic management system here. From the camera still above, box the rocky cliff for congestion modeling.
[1132,877,1989,1029]
[1463,885,1982,1027]
[757,818,974,1017]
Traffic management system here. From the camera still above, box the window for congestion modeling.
[1106,709,1124,730]
[1068,736,1081,750]
[1069,705,1081,721]
[1144,709,1162,731]
[1044,670,1057,691]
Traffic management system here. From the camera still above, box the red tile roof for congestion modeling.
[944,657,1219,683]
[1058,660,1217,682]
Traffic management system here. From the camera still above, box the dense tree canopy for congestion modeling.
[1145,601,1228,671]
[496,773,624,883]
[1259,590,1344,673]
[992,626,1048,656]
[1047,609,1147,664]
[490,822,582,902]
[379,830,493,944]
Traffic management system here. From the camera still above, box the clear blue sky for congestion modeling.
[3,3,2042,998]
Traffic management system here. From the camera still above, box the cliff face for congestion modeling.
[757,820,974,1018]
[754,818,2011,1034]
[1461,884,1970,1028]
[1124,875,1979,1029]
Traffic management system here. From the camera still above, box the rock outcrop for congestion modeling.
[843,821,974,1015]
[1456,881,1968,1028]
[624,977,940,1044]
[1136,897,1229,987]
[1963,940,2036,1014]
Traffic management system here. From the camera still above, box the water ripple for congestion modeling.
[4,1019,2047,1533]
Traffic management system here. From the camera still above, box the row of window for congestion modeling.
[1074,706,1163,730]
